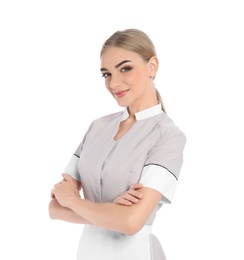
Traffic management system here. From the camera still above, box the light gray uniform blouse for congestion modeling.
[64,104,186,260]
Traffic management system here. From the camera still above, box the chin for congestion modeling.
[117,103,128,108]
[116,99,130,108]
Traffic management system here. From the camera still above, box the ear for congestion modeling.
[147,56,159,78]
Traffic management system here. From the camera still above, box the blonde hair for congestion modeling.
[100,28,166,113]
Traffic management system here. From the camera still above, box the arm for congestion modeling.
[49,198,92,224]
[49,175,92,224]
[49,176,143,224]
[113,183,143,205]
[52,174,161,235]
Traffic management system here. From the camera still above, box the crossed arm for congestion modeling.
[49,179,142,224]
[49,174,161,235]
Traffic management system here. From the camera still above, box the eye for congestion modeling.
[121,66,132,72]
[101,72,111,79]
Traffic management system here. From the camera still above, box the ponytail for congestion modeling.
[156,88,166,113]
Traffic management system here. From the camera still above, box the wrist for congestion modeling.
[67,195,82,210]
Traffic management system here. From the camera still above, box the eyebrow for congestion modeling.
[100,60,132,72]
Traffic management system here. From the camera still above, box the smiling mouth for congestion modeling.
[114,90,129,99]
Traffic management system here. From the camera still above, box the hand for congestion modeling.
[51,174,80,207]
[113,183,143,206]
[50,174,81,199]
[50,176,66,199]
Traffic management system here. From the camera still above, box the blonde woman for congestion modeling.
[49,28,186,260]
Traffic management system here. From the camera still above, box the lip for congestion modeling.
[113,90,129,99]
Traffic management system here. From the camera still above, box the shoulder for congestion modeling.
[154,113,186,143]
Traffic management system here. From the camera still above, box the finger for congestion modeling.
[128,189,143,199]
[51,188,56,196]
[126,194,140,203]
[54,181,63,187]
[129,183,143,190]
[50,190,55,198]
[120,193,140,204]
[62,173,72,182]
[114,198,133,206]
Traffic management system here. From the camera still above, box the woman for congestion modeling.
[49,28,186,260]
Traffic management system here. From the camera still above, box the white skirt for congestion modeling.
[76,224,166,260]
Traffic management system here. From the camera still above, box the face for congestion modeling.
[100,47,158,111]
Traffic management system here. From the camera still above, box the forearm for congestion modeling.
[52,175,161,235]
[49,198,92,224]
[67,197,142,235]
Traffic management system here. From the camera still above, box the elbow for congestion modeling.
[48,199,57,220]
[123,217,144,236]
[124,228,139,236]
[49,210,55,220]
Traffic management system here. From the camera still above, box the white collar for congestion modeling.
[122,103,163,121]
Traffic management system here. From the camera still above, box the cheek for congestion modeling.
[131,71,148,88]
[105,80,110,90]
[126,71,141,85]
[105,80,113,95]
[134,67,149,80]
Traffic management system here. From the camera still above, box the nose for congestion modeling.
[109,73,121,90]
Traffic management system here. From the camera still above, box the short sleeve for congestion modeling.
[63,154,81,182]
[140,127,186,203]
[63,122,94,182]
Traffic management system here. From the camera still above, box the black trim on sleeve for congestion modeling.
[144,163,178,181]
[74,154,80,158]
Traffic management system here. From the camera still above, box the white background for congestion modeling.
[0,0,244,259]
